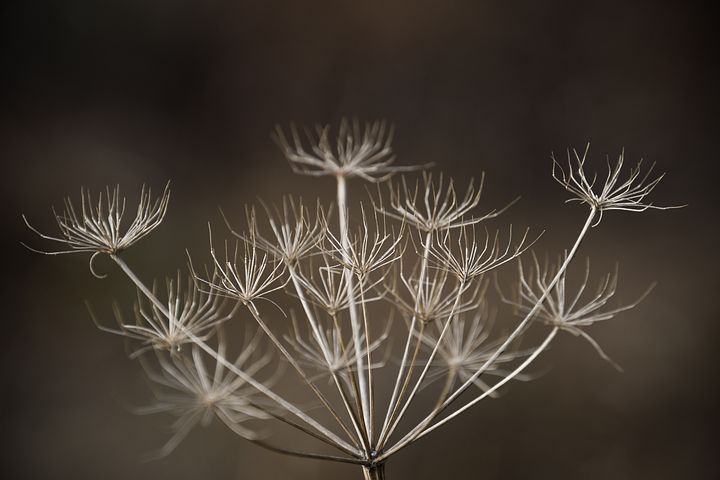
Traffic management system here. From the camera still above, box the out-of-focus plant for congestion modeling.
[23,120,680,479]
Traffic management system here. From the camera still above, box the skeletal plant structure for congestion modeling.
[23,120,679,479]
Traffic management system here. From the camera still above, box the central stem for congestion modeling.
[337,174,372,443]
[362,463,386,480]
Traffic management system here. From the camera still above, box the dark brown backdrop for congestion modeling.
[2,1,717,479]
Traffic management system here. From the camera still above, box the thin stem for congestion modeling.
[250,439,365,466]
[381,279,467,447]
[337,174,372,443]
[111,255,169,317]
[362,463,386,480]
[247,301,357,444]
[384,327,558,459]
[378,230,433,446]
[288,264,370,452]
[358,275,376,442]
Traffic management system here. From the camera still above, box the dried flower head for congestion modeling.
[429,225,537,282]
[323,205,405,280]
[284,311,391,384]
[90,271,235,357]
[273,119,418,181]
[391,267,482,324]
[383,172,518,233]
[138,330,274,457]
[23,120,680,477]
[224,200,325,266]
[417,305,532,396]
[193,226,286,306]
[501,254,655,370]
[552,145,681,225]
[23,182,170,277]
[295,258,382,317]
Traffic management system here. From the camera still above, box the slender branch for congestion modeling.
[287,264,370,452]
[249,440,366,466]
[378,230,432,447]
[337,174,372,442]
[246,301,358,444]
[380,279,467,447]
[381,327,558,459]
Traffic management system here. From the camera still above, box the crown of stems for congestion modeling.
[23,182,170,277]
[273,119,420,181]
[416,304,533,396]
[382,172,519,233]
[24,123,683,474]
[90,271,236,357]
[500,253,654,370]
[138,328,276,458]
[429,225,537,283]
[552,145,681,225]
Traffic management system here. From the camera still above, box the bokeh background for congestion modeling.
[2,1,717,479]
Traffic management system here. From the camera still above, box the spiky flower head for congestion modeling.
[192,225,287,306]
[224,200,325,266]
[138,330,274,458]
[89,271,235,357]
[417,306,532,396]
[273,119,419,181]
[501,254,654,371]
[383,172,518,233]
[23,182,170,277]
[429,225,536,283]
[323,205,405,279]
[283,311,390,384]
[390,267,482,324]
[552,145,681,225]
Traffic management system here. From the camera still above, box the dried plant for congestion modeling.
[24,121,678,479]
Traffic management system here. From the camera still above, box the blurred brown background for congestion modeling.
[1,1,717,479]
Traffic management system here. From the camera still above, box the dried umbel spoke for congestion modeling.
[501,254,654,370]
[552,145,681,224]
[90,272,235,357]
[273,119,418,181]
[382,172,518,232]
[23,182,170,277]
[138,329,275,458]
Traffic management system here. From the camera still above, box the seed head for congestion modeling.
[273,119,419,181]
[501,253,655,371]
[383,172,518,233]
[138,329,275,458]
[552,145,681,225]
[23,182,170,277]
[89,271,235,357]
